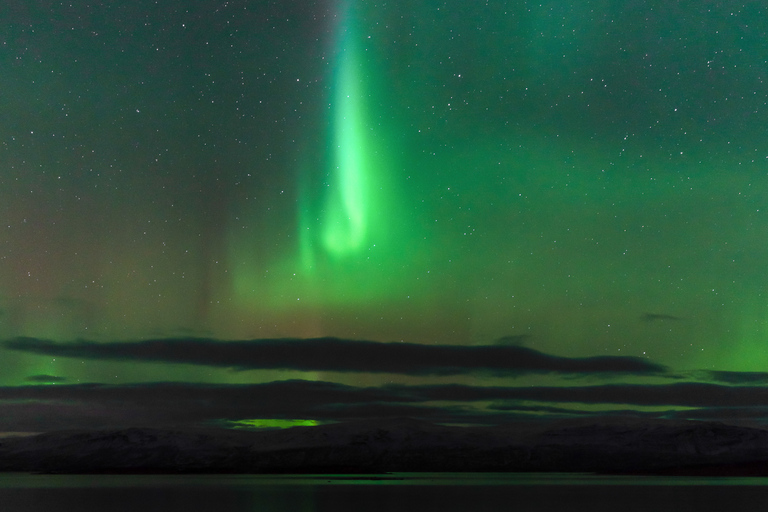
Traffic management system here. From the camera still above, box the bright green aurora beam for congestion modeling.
[296,2,408,287]
[322,20,369,256]
[228,2,417,320]
[298,2,383,269]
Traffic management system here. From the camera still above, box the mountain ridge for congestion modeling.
[2,417,768,475]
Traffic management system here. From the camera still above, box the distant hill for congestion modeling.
[2,417,768,475]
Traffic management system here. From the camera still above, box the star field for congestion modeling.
[2,0,768,429]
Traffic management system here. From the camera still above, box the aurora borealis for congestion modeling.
[3,0,768,431]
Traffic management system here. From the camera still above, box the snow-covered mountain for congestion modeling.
[2,418,768,475]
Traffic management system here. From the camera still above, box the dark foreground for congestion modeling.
[2,417,768,475]
[4,473,768,512]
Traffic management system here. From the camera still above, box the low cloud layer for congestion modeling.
[699,371,768,385]
[3,336,666,376]
[6,337,768,432]
[3,380,768,431]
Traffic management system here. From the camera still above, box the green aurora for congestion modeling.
[1,0,768,429]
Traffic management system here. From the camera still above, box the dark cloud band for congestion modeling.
[3,336,666,376]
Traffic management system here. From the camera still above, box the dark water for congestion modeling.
[1,473,768,512]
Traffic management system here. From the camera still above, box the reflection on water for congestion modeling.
[1,473,768,512]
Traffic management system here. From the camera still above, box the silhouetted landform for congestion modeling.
[2,417,768,475]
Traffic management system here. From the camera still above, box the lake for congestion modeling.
[1,473,767,512]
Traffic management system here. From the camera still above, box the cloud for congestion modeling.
[24,375,67,383]
[406,382,768,408]
[0,380,453,431]
[2,336,667,376]
[2,380,768,431]
[698,371,768,385]
[665,406,768,422]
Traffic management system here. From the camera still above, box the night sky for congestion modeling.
[2,0,768,431]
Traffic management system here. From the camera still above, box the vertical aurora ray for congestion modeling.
[311,2,374,260]
[226,0,415,322]
[323,18,368,256]
[290,1,417,303]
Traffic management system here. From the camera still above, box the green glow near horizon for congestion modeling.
[230,419,320,429]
